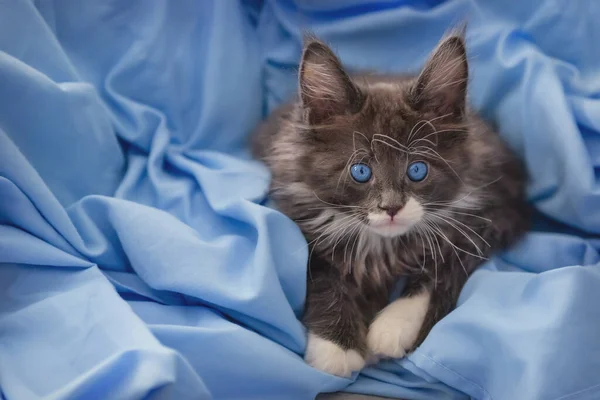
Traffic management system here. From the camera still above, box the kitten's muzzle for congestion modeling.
[368,197,424,237]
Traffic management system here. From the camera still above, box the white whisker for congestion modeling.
[343,219,364,264]
[423,217,488,261]
[312,192,363,209]
[407,113,453,146]
[426,213,486,255]
[330,215,362,254]
[426,219,469,277]
[418,128,469,143]
[428,211,491,248]
[428,208,492,223]
[373,134,410,152]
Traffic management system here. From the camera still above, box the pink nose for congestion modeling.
[380,206,401,218]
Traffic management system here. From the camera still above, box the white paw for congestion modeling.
[304,333,365,377]
[367,291,430,359]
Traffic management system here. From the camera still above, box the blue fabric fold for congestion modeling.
[1,0,600,399]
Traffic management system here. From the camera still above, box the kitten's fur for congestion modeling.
[252,33,529,377]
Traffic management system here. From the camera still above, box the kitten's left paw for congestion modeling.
[305,332,365,377]
[366,293,430,359]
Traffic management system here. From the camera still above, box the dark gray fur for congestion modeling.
[252,33,529,356]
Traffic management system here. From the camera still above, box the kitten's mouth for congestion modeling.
[368,219,415,238]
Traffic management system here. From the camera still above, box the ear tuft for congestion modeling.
[299,39,364,125]
[411,34,468,117]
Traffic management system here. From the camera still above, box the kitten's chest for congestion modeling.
[306,219,462,286]
[343,238,426,288]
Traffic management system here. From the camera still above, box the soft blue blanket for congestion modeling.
[1,1,600,399]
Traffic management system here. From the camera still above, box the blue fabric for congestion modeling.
[1,0,600,399]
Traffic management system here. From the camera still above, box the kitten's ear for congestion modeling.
[299,39,364,125]
[412,34,468,117]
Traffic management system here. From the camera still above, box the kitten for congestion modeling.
[252,33,529,377]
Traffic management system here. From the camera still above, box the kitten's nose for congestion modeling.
[379,205,402,218]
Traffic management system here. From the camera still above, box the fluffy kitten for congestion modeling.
[252,33,529,377]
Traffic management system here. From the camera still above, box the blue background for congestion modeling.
[1,1,600,399]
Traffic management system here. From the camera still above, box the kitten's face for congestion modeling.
[297,35,470,239]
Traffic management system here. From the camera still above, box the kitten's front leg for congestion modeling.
[303,259,367,377]
[367,274,464,358]
[366,286,431,358]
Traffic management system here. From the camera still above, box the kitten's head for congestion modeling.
[293,33,473,239]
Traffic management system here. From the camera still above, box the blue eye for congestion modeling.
[350,163,372,183]
[407,161,428,182]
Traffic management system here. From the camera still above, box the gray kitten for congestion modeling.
[252,33,529,377]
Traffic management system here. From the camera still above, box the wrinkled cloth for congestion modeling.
[1,1,600,399]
